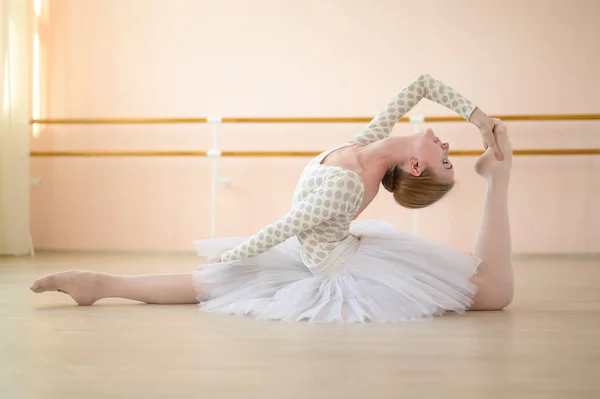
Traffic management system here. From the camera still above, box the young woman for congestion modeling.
[31,74,514,323]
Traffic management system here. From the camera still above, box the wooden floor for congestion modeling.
[1,253,599,399]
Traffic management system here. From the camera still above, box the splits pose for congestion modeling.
[32,74,514,323]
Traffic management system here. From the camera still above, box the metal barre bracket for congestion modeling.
[206,148,222,157]
[207,116,222,124]
[409,115,425,123]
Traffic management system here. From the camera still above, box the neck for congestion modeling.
[357,136,414,177]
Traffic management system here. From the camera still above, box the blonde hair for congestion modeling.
[381,167,454,209]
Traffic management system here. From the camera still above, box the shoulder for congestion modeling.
[320,168,364,204]
[298,165,363,196]
[326,168,363,188]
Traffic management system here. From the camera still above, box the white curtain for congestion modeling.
[0,0,31,255]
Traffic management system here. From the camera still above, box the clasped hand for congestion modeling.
[470,108,505,160]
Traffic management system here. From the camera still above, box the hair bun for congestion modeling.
[382,167,401,192]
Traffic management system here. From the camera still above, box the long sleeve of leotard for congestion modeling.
[350,74,478,145]
[219,171,362,262]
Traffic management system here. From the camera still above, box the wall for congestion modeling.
[30,0,600,253]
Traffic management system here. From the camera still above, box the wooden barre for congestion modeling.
[30,149,600,157]
[29,114,600,125]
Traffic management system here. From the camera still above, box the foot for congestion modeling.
[474,119,513,181]
[30,271,105,306]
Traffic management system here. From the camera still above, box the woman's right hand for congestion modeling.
[491,118,512,154]
[469,107,504,161]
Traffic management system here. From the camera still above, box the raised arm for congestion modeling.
[350,74,477,145]
[218,172,362,263]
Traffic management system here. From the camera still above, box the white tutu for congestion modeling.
[192,220,481,323]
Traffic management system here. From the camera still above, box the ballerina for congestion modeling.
[31,74,513,323]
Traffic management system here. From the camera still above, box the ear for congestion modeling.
[409,158,422,176]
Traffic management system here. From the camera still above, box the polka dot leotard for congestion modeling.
[219,74,478,269]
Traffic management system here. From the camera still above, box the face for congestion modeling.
[409,128,454,181]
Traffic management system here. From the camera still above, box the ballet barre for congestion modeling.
[29,113,600,125]
[29,149,600,157]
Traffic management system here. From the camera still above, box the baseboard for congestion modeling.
[511,253,600,260]
[31,248,600,259]
[33,248,198,257]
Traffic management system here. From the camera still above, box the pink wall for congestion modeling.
[30,0,600,253]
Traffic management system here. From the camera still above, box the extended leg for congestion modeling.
[31,271,199,305]
[470,122,514,310]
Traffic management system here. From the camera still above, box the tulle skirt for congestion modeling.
[192,220,481,323]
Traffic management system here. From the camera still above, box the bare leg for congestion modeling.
[470,122,514,310]
[30,271,199,305]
